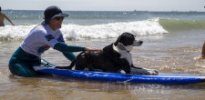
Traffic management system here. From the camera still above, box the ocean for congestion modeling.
[0,10,205,100]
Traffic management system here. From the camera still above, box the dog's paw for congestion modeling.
[120,70,126,74]
[131,68,159,75]
[145,69,159,75]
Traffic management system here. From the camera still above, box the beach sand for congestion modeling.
[1,33,205,100]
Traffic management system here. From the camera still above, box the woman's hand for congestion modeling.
[85,47,101,51]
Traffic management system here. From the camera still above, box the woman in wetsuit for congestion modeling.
[8,6,97,77]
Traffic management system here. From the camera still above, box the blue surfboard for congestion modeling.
[34,66,205,85]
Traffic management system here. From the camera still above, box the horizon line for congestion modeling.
[3,9,205,12]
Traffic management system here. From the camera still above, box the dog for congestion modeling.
[60,32,158,75]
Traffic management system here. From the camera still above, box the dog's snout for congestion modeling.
[139,41,143,44]
[133,40,143,46]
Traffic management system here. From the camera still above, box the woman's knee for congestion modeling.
[9,63,37,77]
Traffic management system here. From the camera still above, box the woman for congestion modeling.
[0,6,14,26]
[9,6,98,77]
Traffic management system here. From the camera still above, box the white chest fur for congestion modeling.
[113,44,133,66]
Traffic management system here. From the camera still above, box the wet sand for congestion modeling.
[1,31,205,100]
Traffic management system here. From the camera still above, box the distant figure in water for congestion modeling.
[202,41,205,59]
[0,6,14,26]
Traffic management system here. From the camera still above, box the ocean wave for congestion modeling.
[159,19,205,32]
[0,25,35,41]
[0,19,167,41]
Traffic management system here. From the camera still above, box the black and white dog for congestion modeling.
[65,32,158,75]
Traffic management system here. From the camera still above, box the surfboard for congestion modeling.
[34,66,205,85]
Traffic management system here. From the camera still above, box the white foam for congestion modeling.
[0,25,35,41]
[0,19,168,41]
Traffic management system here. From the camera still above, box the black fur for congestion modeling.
[114,32,135,46]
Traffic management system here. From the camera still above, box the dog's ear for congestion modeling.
[114,34,123,45]
[115,32,136,46]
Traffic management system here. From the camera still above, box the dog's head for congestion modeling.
[114,32,143,52]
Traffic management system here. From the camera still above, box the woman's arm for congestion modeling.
[202,41,205,59]
[54,42,86,52]
[4,14,14,25]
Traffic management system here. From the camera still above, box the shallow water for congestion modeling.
[0,30,205,100]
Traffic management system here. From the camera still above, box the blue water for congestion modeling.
[4,10,205,25]
[1,10,205,41]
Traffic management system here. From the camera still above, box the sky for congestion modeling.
[1,0,205,11]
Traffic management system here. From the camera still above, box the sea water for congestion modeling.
[0,10,205,100]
